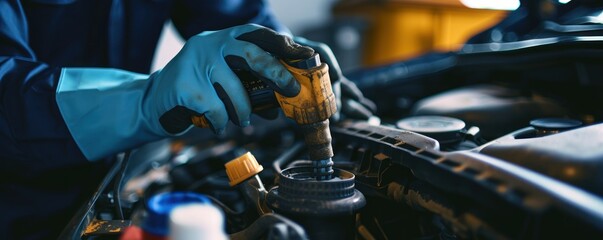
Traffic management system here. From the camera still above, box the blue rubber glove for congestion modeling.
[56,24,314,160]
[293,37,376,121]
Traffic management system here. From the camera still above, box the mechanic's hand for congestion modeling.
[155,24,314,135]
[293,37,376,121]
[56,24,313,160]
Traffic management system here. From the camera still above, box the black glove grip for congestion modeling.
[159,106,202,134]
[236,28,314,61]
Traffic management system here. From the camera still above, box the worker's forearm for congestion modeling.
[0,57,88,171]
[55,68,165,161]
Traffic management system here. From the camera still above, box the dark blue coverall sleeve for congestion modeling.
[0,0,285,239]
[0,0,89,176]
[0,1,111,239]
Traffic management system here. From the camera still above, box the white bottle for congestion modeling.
[168,203,228,240]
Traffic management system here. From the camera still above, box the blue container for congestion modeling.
[141,192,210,236]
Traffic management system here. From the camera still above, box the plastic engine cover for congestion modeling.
[480,123,603,196]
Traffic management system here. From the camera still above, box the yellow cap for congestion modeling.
[225,152,264,186]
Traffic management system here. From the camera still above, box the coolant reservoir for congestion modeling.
[169,204,228,240]
[121,192,226,240]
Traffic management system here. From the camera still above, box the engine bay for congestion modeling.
[61,114,603,239]
[60,1,603,239]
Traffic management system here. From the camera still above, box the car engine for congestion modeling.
[60,1,603,239]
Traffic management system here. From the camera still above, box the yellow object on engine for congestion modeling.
[225,152,264,187]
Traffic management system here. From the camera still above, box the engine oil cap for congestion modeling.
[530,118,582,136]
[530,118,582,131]
[224,152,264,186]
[396,116,466,144]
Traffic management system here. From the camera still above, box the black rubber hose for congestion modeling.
[113,150,131,220]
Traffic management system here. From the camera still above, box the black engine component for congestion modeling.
[529,117,583,136]
[480,122,603,196]
[410,84,568,139]
[267,167,365,240]
[331,121,603,239]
